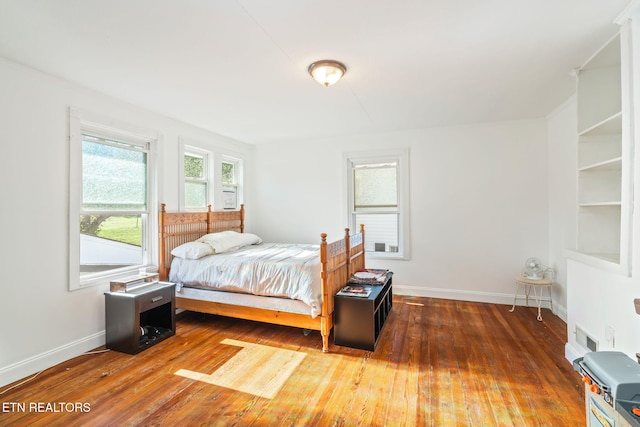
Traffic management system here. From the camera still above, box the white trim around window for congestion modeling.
[345,148,411,260]
[69,108,159,291]
[178,138,245,212]
[221,154,244,210]
[179,143,214,211]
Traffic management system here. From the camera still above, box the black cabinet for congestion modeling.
[105,282,175,354]
[334,277,392,351]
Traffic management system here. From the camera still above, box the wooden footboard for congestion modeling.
[158,204,365,352]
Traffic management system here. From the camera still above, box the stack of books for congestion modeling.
[348,269,392,286]
[110,273,159,293]
[336,285,372,298]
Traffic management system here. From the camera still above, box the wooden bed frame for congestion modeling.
[158,204,365,352]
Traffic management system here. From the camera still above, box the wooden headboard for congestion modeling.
[158,203,245,280]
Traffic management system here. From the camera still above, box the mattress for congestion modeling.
[169,243,322,317]
[175,286,314,316]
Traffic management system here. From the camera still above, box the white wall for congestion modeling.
[546,96,578,320]
[251,120,554,307]
[0,58,253,387]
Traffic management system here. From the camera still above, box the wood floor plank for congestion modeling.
[0,296,585,426]
[378,299,419,426]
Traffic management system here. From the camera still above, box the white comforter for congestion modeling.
[169,243,322,317]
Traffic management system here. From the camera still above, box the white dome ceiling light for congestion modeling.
[308,60,347,87]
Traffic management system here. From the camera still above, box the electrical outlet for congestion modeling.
[606,325,615,347]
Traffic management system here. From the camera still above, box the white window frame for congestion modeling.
[179,139,244,211]
[180,144,213,211]
[345,148,411,260]
[221,155,243,210]
[69,108,159,290]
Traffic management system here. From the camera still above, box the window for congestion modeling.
[221,157,240,210]
[70,109,157,290]
[184,149,209,210]
[346,149,410,259]
[179,140,244,211]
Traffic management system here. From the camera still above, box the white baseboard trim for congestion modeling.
[393,284,568,322]
[565,342,584,365]
[394,284,516,305]
[554,304,568,323]
[0,331,105,389]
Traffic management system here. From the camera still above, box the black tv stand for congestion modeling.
[334,276,392,351]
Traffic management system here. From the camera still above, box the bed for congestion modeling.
[158,203,365,352]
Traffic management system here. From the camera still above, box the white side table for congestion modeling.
[509,276,553,321]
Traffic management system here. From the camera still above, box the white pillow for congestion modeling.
[197,231,262,253]
[171,242,214,259]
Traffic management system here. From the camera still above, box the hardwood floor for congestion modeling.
[0,296,584,426]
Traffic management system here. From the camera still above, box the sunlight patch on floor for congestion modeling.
[174,338,306,399]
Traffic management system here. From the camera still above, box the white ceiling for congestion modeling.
[0,0,631,144]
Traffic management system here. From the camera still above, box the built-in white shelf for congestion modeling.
[579,202,622,207]
[574,32,631,274]
[579,112,622,137]
[579,157,622,172]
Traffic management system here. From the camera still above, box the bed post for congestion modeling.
[319,233,330,352]
[240,204,245,233]
[360,223,366,268]
[158,203,168,281]
[205,205,213,233]
[344,228,351,276]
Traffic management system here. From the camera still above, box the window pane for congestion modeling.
[185,181,207,209]
[79,214,143,275]
[354,164,397,211]
[354,213,399,253]
[222,162,235,184]
[82,137,147,211]
[185,154,204,179]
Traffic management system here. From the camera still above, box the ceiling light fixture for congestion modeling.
[308,60,347,87]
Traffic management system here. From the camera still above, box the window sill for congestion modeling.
[366,252,409,261]
[72,265,158,291]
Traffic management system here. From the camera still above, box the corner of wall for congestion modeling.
[565,342,583,366]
